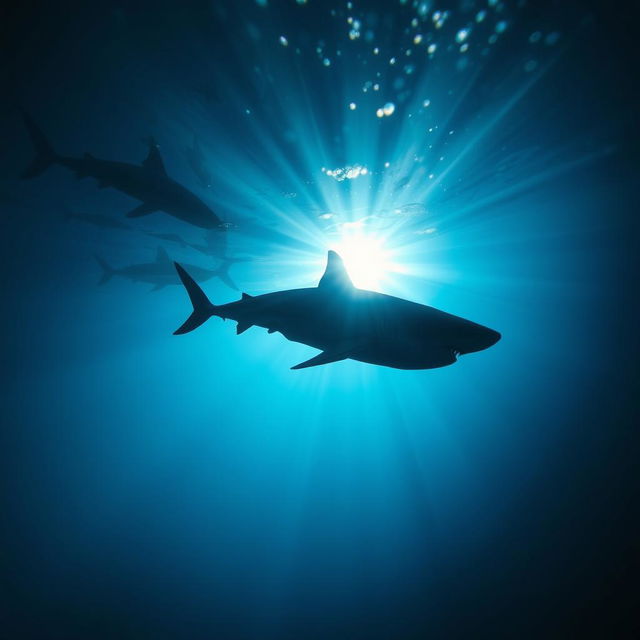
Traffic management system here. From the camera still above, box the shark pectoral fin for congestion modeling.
[236,322,252,335]
[127,203,157,218]
[291,350,348,370]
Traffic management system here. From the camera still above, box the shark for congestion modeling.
[96,247,239,291]
[172,250,501,370]
[20,111,227,230]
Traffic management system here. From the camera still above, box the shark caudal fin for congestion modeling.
[95,255,115,285]
[173,262,216,334]
[20,109,59,179]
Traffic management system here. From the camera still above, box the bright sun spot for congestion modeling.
[328,233,396,290]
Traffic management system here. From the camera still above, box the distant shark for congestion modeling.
[20,111,227,230]
[173,251,501,370]
[96,247,239,291]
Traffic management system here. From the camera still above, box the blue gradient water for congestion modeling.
[1,1,637,637]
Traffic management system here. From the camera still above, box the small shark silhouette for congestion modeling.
[173,251,501,370]
[21,110,227,230]
[96,247,239,291]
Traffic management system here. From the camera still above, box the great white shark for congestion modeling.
[20,111,227,230]
[97,247,239,291]
[173,250,501,370]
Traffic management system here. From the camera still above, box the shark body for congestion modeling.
[97,247,239,291]
[173,251,501,370]
[21,111,226,230]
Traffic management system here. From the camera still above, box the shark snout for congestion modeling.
[457,326,501,355]
[484,328,501,348]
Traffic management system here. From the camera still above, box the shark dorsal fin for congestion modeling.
[241,292,253,300]
[318,251,354,289]
[156,246,171,263]
[142,138,167,176]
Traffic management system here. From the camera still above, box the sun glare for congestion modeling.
[328,233,396,291]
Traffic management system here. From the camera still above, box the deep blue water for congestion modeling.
[1,1,638,638]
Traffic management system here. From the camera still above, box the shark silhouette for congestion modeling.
[20,111,226,230]
[96,247,239,291]
[173,251,501,370]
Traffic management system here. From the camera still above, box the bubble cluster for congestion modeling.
[456,28,470,43]
[259,0,558,173]
[376,102,396,118]
[323,164,369,181]
[432,11,449,29]
[348,17,361,40]
[393,203,427,217]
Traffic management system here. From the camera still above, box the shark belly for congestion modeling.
[352,338,458,369]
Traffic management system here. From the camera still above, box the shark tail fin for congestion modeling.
[95,255,115,285]
[20,109,59,179]
[174,262,216,335]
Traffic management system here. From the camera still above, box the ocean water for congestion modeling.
[1,1,638,638]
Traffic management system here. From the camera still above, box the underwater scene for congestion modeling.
[1,1,638,637]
